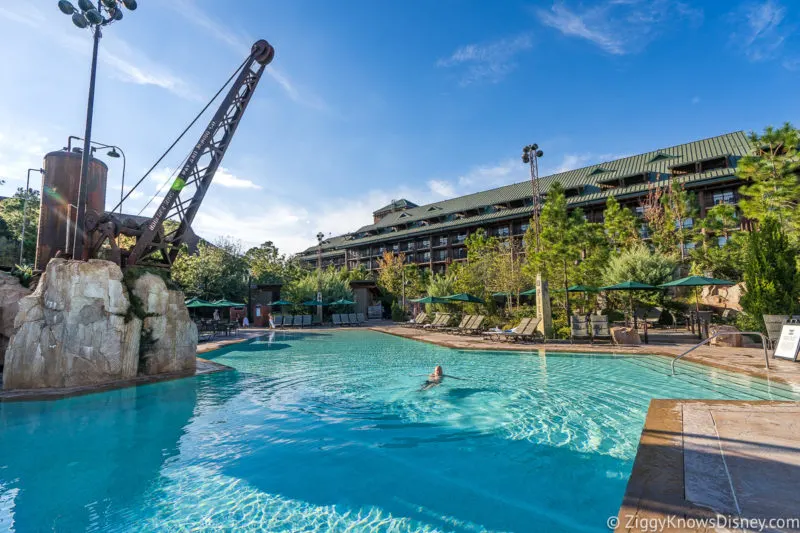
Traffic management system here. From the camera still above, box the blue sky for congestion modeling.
[1,0,798,254]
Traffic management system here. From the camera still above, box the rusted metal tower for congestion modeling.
[522,143,544,252]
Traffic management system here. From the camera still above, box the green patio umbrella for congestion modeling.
[566,284,600,292]
[492,291,510,298]
[185,297,214,308]
[659,275,735,313]
[519,288,536,296]
[302,300,328,306]
[211,299,246,307]
[600,281,661,327]
[331,298,356,305]
[409,296,451,304]
[444,293,485,304]
[270,299,294,306]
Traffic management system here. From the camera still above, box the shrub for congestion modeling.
[391,301,405,322]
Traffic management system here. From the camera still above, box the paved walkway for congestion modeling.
[617,400,800,533]
[371,325,800,388]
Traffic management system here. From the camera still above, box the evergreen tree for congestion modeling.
[603,196,640,250]
[737,123,800,234]
[739,217,800,324]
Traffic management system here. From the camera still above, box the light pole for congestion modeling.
[56,0,137,259]
[316,232,324,322]
[521,143,544,253]
[67,136,126,213]
[20,168,44,266]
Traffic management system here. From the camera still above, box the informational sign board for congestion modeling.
[774,324,800,361]
[367,304,383,320]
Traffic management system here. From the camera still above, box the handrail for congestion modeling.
[670,331,770,375]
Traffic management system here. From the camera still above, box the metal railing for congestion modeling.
[670,331,770,375]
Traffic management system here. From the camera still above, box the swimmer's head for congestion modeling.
[433,365,443,377]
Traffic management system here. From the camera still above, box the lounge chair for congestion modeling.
[590,315,612,343]
[443,315,472,333]
[348,313,358,326]
[430,314,453,330]
[341,314,352,326]
[764,315,789,349]
[302,315,312,328]
[570,315,591,343]
[273,315,283,328]
[402,312,424,327]
[332,314,342,326]
[356,312,366,324]
[483,317,532,342]
[422,313,444,329]
[411,313,433,328]
[462,315,485,335]
[293,315,303,328]
[506,317,541,343]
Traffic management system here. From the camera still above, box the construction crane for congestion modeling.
[83,39,274,268]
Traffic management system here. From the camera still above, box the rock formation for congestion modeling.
[709,325,743,348]
[610,326,641,345]
[2,259,196,391]
[0,272,32,368]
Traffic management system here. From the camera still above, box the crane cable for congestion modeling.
[109,55,250,214]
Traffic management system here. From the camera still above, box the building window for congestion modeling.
[675,218,694,229]
[699,157,728,172]
[634,206,645,218]
[453,248,467,259]
[435,250,448,261]
[455,233,467,243]
[437,236,448,246]
[712,190,735,205]
[419,251,431,262]
[718,236,729,247]
[520,223,529,233]
[419,239,430,248]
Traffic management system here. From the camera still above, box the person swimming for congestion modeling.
[419,365,464,391]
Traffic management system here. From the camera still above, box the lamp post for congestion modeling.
[521,143,544,253]
[316,232,324,322]
[67,136,126,213]
[56,0,137,259]
[20,168,44,266]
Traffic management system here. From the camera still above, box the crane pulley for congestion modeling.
[84,39,274,268]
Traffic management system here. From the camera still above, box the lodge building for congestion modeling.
[297,131,751,273]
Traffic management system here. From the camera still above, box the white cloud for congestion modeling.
[731,0,790,62]
[536,1,702,55]
[214,167,262,189]
[0,126,51,186]
[99,43,200,101]
[427,179,456,197]
[437,34,533,85]
[544,152,630,175]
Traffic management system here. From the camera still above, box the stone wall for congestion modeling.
[0,272,32,368]
[2,259,197,391]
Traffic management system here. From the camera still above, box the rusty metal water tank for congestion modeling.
[35,150,108,271]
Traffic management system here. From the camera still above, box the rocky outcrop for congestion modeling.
[131,273,197,375]
[3,259,140,390]
[2,259,197,391]
[610,326,641,345]
[710,325,743,348]
[700,283,744,312]
[0,272,32,367]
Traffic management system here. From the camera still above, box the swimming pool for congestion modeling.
[1,330,796,532]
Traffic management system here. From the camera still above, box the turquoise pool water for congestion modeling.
[1,330,797,532]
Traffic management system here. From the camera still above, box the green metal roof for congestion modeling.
[300,131,750,257]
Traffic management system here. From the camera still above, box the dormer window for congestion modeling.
[588,167,612,176]
[648,152,677,163]
[699,157,728,172]
[670,162,697,176]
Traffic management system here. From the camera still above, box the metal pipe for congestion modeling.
[67,137,126,214]
[20,168,43,265]
[73,25,102,260]
[671,331,770,375]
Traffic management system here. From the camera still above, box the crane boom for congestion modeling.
[85,39,274,268]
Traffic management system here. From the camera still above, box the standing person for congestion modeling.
[213,308,220,321]
[268,311,275,329]
[242,315,249,328]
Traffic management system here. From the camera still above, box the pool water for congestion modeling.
[1,330,797,532]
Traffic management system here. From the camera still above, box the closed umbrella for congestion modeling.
[659,275,735,313]
[444,293,485,304]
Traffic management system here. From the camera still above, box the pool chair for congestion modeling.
[273,315,283,328]
[483,317,532,342]
[506,317,542,343]
[590,315,612,343]
[302,315,312,328]
[348,313,359,326]
[461,315,485,335]
[281,315,292,328]
[763,315,789,349]
[293,315,303,328]
[340,313,352,326]
[428,314,452,329]
[443,315,472,333]
[410,313,431,328]
[570,316,591,343]
[332,314,343,327]
[422,313,444,329]
[356,312,366,324]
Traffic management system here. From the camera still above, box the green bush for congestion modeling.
[391,301,405,322]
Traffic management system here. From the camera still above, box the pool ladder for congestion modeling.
[670,331,771,376]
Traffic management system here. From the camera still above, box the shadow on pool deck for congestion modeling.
[615,400,800,533]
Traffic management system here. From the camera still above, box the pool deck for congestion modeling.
[370,324,800,389]
[616,400,800,533]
